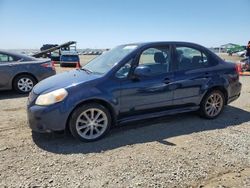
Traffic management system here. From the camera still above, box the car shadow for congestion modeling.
[0,90,28,100]
[32,105,250,154]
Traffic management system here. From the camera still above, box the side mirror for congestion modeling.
[133,65,151,77]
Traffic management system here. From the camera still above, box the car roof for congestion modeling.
[122,41,206,48]
[61,54,79,56]
[120,41,222,62]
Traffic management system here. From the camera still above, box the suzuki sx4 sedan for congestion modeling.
[27,42,242,142]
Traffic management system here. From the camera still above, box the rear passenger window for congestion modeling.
[138,46,170,75]
[0,54,9,62]
[0,53,16,62]
[175,47,209,71]
[9,56,14,61]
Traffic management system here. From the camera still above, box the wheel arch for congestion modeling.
[203,86,228,104]
[65,98,117,132]
[12,72,38,88]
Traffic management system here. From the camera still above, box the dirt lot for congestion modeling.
[0,55,249,187]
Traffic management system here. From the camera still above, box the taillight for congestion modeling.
[235,63,241,75]
[41,61,55,71]
[76,61,81,69]
[51,61,55,70]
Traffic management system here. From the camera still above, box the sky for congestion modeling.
[0,0,249,49]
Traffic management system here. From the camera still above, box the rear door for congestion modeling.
[171,45,216,107]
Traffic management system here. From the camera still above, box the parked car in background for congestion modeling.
[27,42,241,142]
[237,50,246,57]
[50,55,60,64]
[0,50,56,93]
[239,57,250,71]
[227,45,246,56]
[60,51,80,67]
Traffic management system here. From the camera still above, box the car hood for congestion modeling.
[33,69,101,94]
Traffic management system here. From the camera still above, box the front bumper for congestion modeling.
[27,103,68,133]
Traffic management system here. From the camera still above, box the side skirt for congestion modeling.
[117,106,200,125]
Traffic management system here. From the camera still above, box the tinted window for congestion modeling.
[175,47,209,71]
[138,46,170,75]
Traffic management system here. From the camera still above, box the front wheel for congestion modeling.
[69,103,111,142]
[199,90,225,119]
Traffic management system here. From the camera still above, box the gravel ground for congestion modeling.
[0,65,249,187]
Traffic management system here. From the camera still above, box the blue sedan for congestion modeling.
[27,42,242,141]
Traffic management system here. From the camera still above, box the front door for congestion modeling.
[118,45,175,117]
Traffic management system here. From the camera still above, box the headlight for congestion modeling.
[35,88,68,106]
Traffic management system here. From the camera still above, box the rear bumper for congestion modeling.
[228,93,241,104]
[60,61,78,64]
[227,81,242,104]
[37,69,56,82]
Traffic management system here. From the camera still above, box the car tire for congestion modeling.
[13,74,37,94]
[199,90,225,119]
[69,103,111,142]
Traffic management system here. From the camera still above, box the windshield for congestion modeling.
[83,45,138,74]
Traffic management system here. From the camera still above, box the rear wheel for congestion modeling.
[13,74,36,94]
[69,103,111,142]
[200,90,225,119]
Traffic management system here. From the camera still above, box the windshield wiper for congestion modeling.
[80,67,93,74]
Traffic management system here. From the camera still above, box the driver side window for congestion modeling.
[138,46,170,75]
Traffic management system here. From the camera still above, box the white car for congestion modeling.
[237,50,246,57]
[239,58,250,71]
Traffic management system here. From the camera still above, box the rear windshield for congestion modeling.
[61,55,79,61]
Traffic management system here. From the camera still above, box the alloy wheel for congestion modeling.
[205,93,223,117]
[75,108,108,140]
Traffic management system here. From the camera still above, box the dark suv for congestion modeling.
[27,42,241,142]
